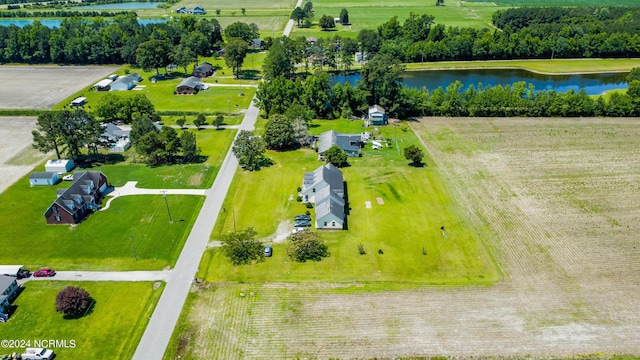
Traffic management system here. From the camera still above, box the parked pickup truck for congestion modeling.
[21,348,54,360]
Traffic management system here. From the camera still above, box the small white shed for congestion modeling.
[45,159,75,173]
[29,172,59,186]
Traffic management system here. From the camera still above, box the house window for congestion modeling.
[52,205,58,213]
[55,215,61,222]
[332,221,335,226]
[312,188,315,193]
[324,222,327,226]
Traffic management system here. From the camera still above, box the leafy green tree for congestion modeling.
[323,145,348,167]
[160,125,181,161]
[263,114,296,150]
[303,2,314,17]
[286,231,329,262]
[55,286,92,319]
[404,144,424,166]
[627,68,640,83]
[224,22,259,43]
[241,8,246,15]
[171,44,196,73]
[136,39,172,75]
[339,8,349,25]
[95,93,123,123]
[628,80,640,98]
[136,131,164,164]
[193,113,207,129]
[262,38,295,80]
[121,94,155,124]
[213,115,224,129]
[232,130,267,170]
[224,37,249,79]
[176,117,186,129]
[319,15,336,31]
[130,116,159,146]
[357,29,382,55]
[181,31,209,66]
[58,109,97,159]
[221,228,265,266]
[180,131,200,162]
[216,9,221,16]
[358,53,405,116]
[291,7,306,27]
[32,111,63,159]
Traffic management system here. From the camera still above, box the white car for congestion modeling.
[62,174,74,181]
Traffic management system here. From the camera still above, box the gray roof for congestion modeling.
[101,123,129,141]
[177,76,202,89]
[315,195,344,223]
[0,275,16,292]
[369,104,385,114]
[50,171,106,215]
[318,130,361,155]
[302,164,344,195]
[29,172,57,179]
[111,76,133,86]
[194,62,213,73]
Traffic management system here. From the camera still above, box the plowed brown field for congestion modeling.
[169,118,640,359]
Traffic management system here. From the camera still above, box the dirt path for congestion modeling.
[0,117,48,193]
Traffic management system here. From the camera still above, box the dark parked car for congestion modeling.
[17,269,30,279]
[294,220,312,227]
[264,245,272,257]
[33,268,56,277]
[294,215,311,221]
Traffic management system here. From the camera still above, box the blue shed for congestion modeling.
[29,172,59,186]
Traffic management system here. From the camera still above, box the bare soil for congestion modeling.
[0,65,119,109]
[0,117,47,193]
[177,118,640,359]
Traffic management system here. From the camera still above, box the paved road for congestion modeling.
[283,0,305,37]
[21,271,170,283]
[132,99,259,360]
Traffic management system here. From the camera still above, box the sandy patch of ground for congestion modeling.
[0,65,120,109]
[376,197,384,205]
[365,200,371,208]
[0,117,48,193]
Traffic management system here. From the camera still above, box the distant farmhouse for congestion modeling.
[110,76,135,91]
[44,171,110,225]
[300,164,346,230]
[318,130,364,158]
[101,123,131,152]
[176,76,203,95]
[192,62,214,78]
[176,6,206,15]
[367,104,387,126]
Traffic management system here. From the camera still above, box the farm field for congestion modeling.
[0,281,163,359]
[0,117,48,193]
[292,1,496,39]
[167,118,640,358]
[0,66,119,109]
[466,0,640,5]
[405,58,640,74]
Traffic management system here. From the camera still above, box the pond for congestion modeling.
[71,2,163,10]
[0,18,167,28]
[332,68,629,95]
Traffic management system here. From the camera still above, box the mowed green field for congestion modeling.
[292,1,497,38]
[199,119,497,284]
[0,282,162,359]
[465,0,640,5]
[405,58,640,74]
[0,179,203,270]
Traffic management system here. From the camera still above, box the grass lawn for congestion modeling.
[405,58,640,74]
[0,177,204,270]
[292,1,497,39]
[0,281,163,359]
[96,127,236,188]
[465,0,640,5]
[199,119,497,284]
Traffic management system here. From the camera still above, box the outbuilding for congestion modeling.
[110,76,135,91]
[45,159,75,173]
[70,97,86,107]
[176,76,202,95]
[29,172,59,186]
[129,72,143,82]
[94,79,112,91]
[192,62,214,78]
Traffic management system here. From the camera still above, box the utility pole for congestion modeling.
[162,191,173,223]
[394,122,399,155]
[228,97,231,115]
[232,208,237,232]
[130,234,137,261]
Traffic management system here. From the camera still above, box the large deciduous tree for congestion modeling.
[136,39,172,75]
[291,7,306,27]
[286,231,329,262]
[224,37,248,79]
[263,114,296,150]
[180,131,200,162]
[232,130,267,171]
[319,15,336,31]
[32,111,63,159]
[181,31,209,66]
[224,22,259,44]
[403,144,424,166]
[358,53,405,116]
[55,286,92,319]
[221,227,265,266]
[323,145,348,167]
[339,8,349,25]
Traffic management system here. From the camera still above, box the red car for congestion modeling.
[33,268,56,277]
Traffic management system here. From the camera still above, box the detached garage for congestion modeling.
[45,159,74,173]
[29,172,59,186]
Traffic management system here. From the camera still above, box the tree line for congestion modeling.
[0,10,132,17]
[0,14,262,66]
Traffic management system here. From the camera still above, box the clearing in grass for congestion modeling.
[0,281,163,359]
[405,58,640,74]
[199,119,497,283]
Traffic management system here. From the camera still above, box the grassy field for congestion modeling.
[405,58,640,74]
[291,1,497,38]
[167,117,640,359]
[465,0,640,5]
[0,178,204,270]
[98,127,236,188]
[0,281,163,359]
[198,119,497,283]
